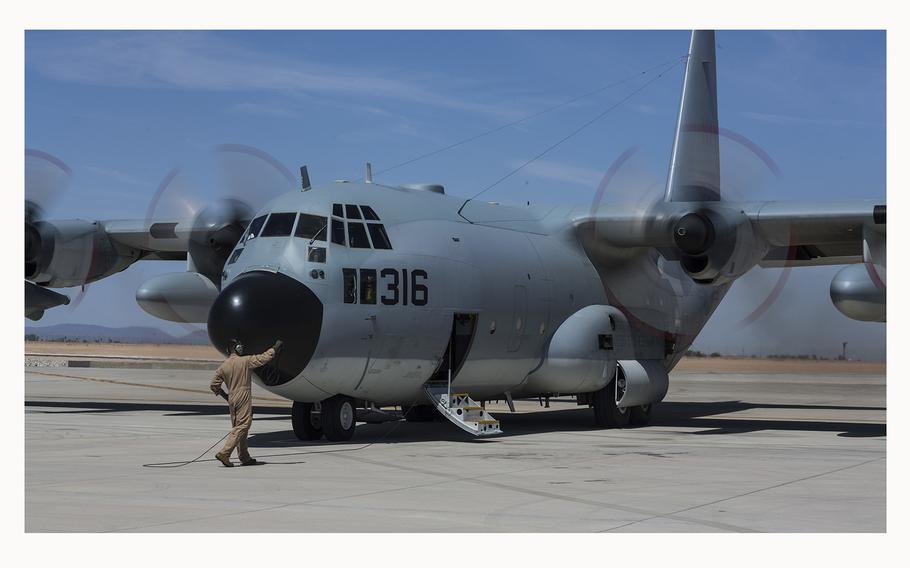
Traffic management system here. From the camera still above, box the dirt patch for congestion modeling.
[25,341,222,360]
[675,356,885,375]
[25,342,885,375]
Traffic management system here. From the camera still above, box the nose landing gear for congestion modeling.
[322,395,356,441]
[291,395,358,442]
[291,401,324,441]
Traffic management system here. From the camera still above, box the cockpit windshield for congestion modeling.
[295,213,327,241]
[261,212,296,237]
[245,215,267,242]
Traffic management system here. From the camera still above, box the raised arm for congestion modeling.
[247,340,283,368]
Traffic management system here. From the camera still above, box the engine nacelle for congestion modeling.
[188,199,252,287]
[830,264,886,322]
[524,305,634,394]
[136,271,220,323]
[26,220,136,288]
[675,207,764,285]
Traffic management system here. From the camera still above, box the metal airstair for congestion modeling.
[423,382,502,437]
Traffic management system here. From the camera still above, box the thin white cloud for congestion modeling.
[506,159,605,187]
[83,165,153,187]
[27,32,524,121]
[229,101,302,118]
[741,110,882,129]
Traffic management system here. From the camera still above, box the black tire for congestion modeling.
[629,403,653,426]
[592,375,630,428]
[322,395,356,442]
[291,401,323,441]
[401,404,438,422]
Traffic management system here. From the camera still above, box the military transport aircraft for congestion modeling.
[25,31,885,441]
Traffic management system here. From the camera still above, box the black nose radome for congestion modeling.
[208,271,323,386]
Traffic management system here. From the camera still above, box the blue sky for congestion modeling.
[24,30,886,359]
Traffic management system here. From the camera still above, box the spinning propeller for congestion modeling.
[144,144,297,287]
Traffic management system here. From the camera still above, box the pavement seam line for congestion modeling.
[600,456,885,532]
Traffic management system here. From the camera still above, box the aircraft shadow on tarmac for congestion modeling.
[25,399,886,444]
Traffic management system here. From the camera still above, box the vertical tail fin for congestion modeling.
[665,30,720,202]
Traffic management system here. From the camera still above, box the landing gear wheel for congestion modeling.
[322,395,356,441]
[401,404,437,422]
[593,375,630,428]
[291,401,323,441]
[629,403,653,426]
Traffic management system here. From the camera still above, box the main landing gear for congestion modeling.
[591,373,654,429]
[292,395,357,442]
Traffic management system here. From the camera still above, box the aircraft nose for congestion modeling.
[207,271,323,386]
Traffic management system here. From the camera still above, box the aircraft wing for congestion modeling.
[579,199,885,268]
[102,218,193,260]
[744,200,885,268]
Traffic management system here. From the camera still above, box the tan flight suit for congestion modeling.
[210,348,276,463]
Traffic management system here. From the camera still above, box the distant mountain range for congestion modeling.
[25,324,210,345]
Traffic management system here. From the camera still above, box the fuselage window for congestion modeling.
[360,268,377,304]
[348,222,371,248]
[331,218,346,245]
[245,215,267,242]
[345,204,362,220]
[343,268,357,304]
[295,213,327,241]
[367,223,392,249]
[261,212,296,237]
[360,205,380,221]
[333,203,344,218]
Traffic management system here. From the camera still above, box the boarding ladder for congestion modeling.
[423,381,502,437]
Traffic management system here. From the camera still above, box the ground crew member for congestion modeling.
[210,339,283,467]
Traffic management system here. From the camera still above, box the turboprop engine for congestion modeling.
[668,205,762,285]
[26,218,136,288]
[135,198,252,323]
[592,202,765,286]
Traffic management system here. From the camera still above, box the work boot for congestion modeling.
[215,451,234,467]
[240,458,260,466]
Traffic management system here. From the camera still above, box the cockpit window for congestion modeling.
[345,204,362,220]
[245,215,267,242]
[260,212,296,237]
[326,204,391,250]
[367,224,392,249]
[295,213,327,241]
[307,246,326,263]
[227,248,244,265]
[347,222,370,248]
[361,205,380,221]
[331,218,346,245]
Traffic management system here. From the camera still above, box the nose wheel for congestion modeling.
[321,395,357,441]
[291,401,324,440]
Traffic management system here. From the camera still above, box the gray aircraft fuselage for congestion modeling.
[219,180,725,405]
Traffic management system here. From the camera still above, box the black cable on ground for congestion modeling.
[141,403,417,468]
[142,432,231,468]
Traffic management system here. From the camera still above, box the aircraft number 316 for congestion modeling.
[343,268,428,306]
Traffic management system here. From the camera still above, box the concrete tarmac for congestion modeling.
[25,362,885,532]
